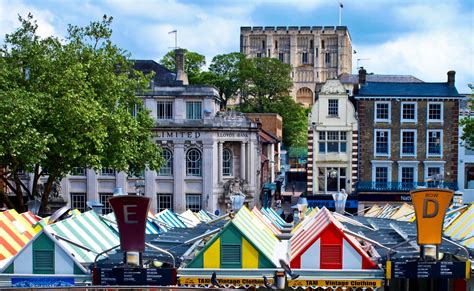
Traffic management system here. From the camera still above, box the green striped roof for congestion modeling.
[232,206,281,265]
[44,211,119,264]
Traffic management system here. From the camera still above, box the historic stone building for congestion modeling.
[457,96,474,203]
[355,69,462,210]
[240,26,352,107]
[307,79,358,196]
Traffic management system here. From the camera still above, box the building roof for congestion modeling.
[356,82,460,97]
[132,60,178,86]
[339,73,423,84]
[44,210,120,264]
[0,210,39,261]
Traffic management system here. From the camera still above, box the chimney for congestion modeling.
[447,70,455,87]
[174,49,189,85]
[358,67,367,85]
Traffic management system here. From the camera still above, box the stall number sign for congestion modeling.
[388,260,470,279]
[410,188,453,245]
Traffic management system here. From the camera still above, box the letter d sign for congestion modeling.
[411,189,453,245]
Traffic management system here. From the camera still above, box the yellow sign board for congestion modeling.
[411,188,453,245]
[287,279,382,288]
[179,277,273,286]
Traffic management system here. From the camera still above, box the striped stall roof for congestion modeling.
[389,203,415,221]
[364,205,382,217]
[291,208,320,234]
[0,210,39,261]
[444,203,474,247]
[251,207,282,235]
[155,209,187,228]
[44,211,120,264]
[233,207,285,266]
[20,211,40,225]
[195,210,213,222]
[179,210,201,227]
[290,208,372,262]
[102,212,160,234]
[261,207,286,227]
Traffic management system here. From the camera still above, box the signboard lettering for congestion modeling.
[155,131,201,139]
[410,188,453,245]
[390,260,469,279]
[217,132,249,138]
[94,267,177,286]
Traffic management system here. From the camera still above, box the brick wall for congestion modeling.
[244,113,283,140]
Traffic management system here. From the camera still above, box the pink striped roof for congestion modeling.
[251,207,282,235]
[290,208,371,261]
[20,211,40,225]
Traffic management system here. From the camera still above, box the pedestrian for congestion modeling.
[280,211,286,221]
[291,183,296,196]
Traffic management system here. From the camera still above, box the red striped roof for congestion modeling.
[20,211,40,225]
[0,210,39,261]
[251,207,282,235]
[290,208,373,264]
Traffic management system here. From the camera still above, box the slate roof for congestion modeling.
[132,60,178,86]
[356,82,460,97]
[339,73,423,84]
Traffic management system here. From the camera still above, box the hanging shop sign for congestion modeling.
[11,277,75,287]
[109,196,150,252]
[93,267,177,286]
[287,279,382,288]
[410,188,453,245]
[386,260,470,279]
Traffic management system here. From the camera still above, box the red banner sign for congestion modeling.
[109,196,150,252]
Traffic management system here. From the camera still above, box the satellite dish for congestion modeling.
[48,205,71,224]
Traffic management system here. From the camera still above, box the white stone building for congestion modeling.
[240,26,352,107]
[458,96,474,203]
[307,79,358,195]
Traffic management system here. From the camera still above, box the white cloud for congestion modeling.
[0,0,57,40]
[353,3,474,92]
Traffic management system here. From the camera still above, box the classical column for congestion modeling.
[269,144,275,182]
[240,142,246,181]
[173,143,185,212]
[115,172,127,193]
[248,140,255,186]
[145,168,157,212]
[86,169,99,202]
[202,143,214,212]
[217,142,223,184]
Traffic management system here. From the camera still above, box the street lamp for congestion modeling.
[332,189,347,214]
[296,197,308,221]
[230,192,246,213]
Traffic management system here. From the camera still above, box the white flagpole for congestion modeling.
[168,29,178,49]
[339,2,343,26]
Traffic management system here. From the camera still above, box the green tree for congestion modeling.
[240,57,293,111]
[0,14,163,213]
[460,85,474,148]
[198,52,246,109]
[159,49,205,84]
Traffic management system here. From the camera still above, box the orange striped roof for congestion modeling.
[0,210,39,261]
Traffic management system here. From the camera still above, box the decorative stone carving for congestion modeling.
[320,79,346,94]
[219,177,252,204]
[214,110,249,127]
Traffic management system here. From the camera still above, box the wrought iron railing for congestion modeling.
[357,181,458,192]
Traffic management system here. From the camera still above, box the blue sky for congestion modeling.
[1,0,473,92]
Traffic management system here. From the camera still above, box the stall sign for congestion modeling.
[287,279,382,288]
[93,267,177,286]
[387,260,470,279]
[179,277,273,286]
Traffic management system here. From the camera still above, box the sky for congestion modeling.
[1,0,473,92]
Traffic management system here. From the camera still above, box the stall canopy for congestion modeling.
[261,207,287,228]
[195,210,215,222]
[178,210,201,227]
[251,207,282,235]
[444,203,474,248]
[187,206,287,269]
[0,230,88,275]
[290,207,378,269]
[0,210,40,261]
[44,210,119,264]
[155,209,187,230]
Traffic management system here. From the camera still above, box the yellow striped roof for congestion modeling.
[0,210,39,261]
[444,203,474,243]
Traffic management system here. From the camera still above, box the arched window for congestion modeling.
[223,148,233,176]
[296,87,313,107]
[159,148,173,176]
[186,148,202,176]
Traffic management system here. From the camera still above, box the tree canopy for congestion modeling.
[159,49,206,84]
[461,87,474,149]
[0,14,163,213]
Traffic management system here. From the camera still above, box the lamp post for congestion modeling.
[296,197,308,221]
[230,192,246,214]
[332,189,348,214]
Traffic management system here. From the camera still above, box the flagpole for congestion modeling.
[339,2,343,26]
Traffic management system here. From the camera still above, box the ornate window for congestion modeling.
[159,148,173,176]
[186,148,202,176]
[328,99,338,117]
[223,148,233,176]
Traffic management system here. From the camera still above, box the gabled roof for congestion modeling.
[155,209,187,229]
[179,210,201,227]
[356,82,460,97]
[261,207,287,228]
[444,203,474,248]
[0,230,88,274]
[251,207,282,235]
[132,60,178,86]
[44,211,119,264]
[0,210,39,261]
[339,73,423,84]
[290,208,375,267]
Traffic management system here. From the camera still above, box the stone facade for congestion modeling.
[240,26,352,106]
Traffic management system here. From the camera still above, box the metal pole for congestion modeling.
[339,2,342,26]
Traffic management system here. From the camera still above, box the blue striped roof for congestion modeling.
[261,207,286,227]
[155,209,187,228]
